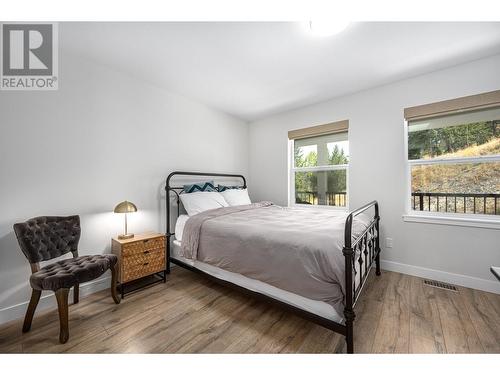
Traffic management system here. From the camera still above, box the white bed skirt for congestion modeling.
[171,240,345,323]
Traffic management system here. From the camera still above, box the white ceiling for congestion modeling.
[60,22,500,121]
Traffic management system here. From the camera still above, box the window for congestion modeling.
[288,120,349,208]
[405,92,500,218]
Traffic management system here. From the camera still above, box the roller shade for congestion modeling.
[288,120,348,140]
[408,106,500,132]
[404,90,500,121]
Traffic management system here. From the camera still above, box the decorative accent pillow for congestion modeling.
[217,184,244,192]
[183,180,217,194]
[219,188,251,206]
[179,191,229,216]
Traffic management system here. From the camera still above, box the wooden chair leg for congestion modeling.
[55,288,70,344]
[110,263,121,304]
[22,289,41,333]
[73,283,79,304]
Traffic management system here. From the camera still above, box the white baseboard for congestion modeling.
[381,260,500,294]
[0,276,111,326]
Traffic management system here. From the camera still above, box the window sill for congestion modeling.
[402,213,500,230]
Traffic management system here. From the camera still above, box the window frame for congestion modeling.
[288,134,350,210]
[403,119,500,229]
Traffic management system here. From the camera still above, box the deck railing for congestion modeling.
[411,192,500,215]
[296,191,499,214]
[296,191,347,206]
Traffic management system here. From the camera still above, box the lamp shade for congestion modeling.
[113,201,137,214]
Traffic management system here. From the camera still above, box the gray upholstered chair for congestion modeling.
[13,215,120,343]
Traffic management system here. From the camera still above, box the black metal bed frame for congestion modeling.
[165,171,381,354]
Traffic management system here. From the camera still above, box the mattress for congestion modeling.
[171,239,345,323]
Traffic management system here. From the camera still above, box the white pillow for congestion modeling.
[220,188,251,206]
[179,191,229,216]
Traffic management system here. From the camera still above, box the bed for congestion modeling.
[165,171,381,353]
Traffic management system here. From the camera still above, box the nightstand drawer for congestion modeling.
[122,247,164,268]
[122,254,165,283]
[111,232,167,296]
[122,237,165,257]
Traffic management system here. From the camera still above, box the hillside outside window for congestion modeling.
[406,97,500,217]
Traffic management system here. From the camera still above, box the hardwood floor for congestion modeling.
[0,267,499,353]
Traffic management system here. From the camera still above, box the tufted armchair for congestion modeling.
[14,215,120,343]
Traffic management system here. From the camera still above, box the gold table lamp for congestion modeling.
[114,201,137,239]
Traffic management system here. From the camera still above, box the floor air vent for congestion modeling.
[423,279,458,292]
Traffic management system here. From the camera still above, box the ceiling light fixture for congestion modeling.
[304,20,350,37]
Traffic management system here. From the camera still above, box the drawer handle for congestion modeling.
[143,250,150,254]
[143,262,149,266]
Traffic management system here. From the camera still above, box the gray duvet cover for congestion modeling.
[180,202,371,316]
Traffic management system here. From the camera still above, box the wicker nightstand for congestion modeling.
[111,232,166,298]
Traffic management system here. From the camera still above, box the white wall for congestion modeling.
[249,54,500,293]
[0,51,248,323]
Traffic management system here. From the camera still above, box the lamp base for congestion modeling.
[118,233,134,240]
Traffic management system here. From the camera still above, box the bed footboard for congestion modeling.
[342,201,381,353]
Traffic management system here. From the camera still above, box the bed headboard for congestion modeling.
[165,171,247,238]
